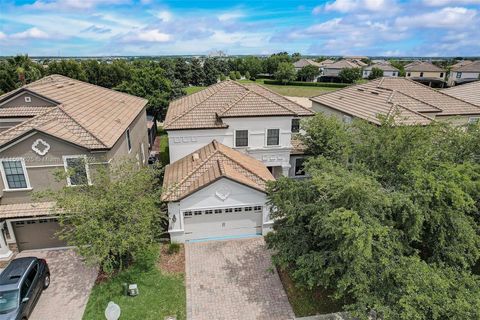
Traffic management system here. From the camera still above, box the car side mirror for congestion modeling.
[21,297,29,303]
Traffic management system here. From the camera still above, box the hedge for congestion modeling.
[263,80,350,88]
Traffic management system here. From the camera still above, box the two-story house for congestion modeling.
[0,75,149,259]
[362,63,399,78]
[448,60,480,86]
[161,80,313,242]
[404,61,446,87]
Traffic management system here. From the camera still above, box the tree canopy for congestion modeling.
[266,114,480,319]
[368,67,384,80]
[274,62,296,84]
[338,67,362,83]
[297,65,319,82]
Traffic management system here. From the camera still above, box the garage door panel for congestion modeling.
[13,219,68,251]
[183,207,263,241]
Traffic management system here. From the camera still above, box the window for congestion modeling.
[24,96,31,103]
[184,211,193,217]
[456,72,462,79]
[194,211,202,216]
[291,119,300,133]
[235,130,248,147]
[342,115,353,124]
[141,143,146,164]
[234,207,242,212]
[440,72,444,78]
[407,72,411,77]
[126,128,132,153]
[214,209,223,214]
[205,210,213,215]
[295,158,306,176]
[63,156,90,186]
[1,159,30,190]
[420,72,424,77]
[225,208,233,213]
[244,207,252,212]
[254,206,262,212]
[266,129,280,146]
[468,117,479,124]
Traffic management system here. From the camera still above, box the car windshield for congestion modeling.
[0,290,19,314]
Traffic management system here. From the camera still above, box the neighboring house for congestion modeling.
[161,80,313,242]
[404,61,446,87]
[363,63,399,78]
[448,60,480,86]
[0,75,149,259]
[293,59,322,71]
[310,77,480,126]
[443,80,480,109]
[321,59,364,80]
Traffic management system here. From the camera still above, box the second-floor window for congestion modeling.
[235,130,248,147]
[64,155,90,186]
[126,128,132,153]
[456,72,462,79]
[0,159,30,190]
[267,129,280,146]
[291,119,300,133]
[420,72,424,77]
[440,72,444,78]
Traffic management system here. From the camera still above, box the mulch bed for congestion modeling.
[158,244,185,274]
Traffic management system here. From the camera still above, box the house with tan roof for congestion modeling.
[362,63,399,78]
[293,59,322,70]
[404,61,446,87]
[448,60,480,86]
[162,80,313,242]
[320,59,364,81]
[0,75,149,259]
[310,77,480,126]
[443,81,480,114]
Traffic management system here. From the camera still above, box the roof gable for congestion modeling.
[162,140,275,201]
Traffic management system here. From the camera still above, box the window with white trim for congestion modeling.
[225,208,233,213]
[205,210,213,215]
[194,210,202,216]
[184,211,193,217]
[254,206,262,212]
[235,130,248,147]
[244,207,252,212]
[63,155,90,186]
[291,119,300,133]
[234,207,242,212]
[295,158,306,176]
[456,72,462,79]
[126,128,132,153]
[214,209,223,214]
[1,159,30,190]
[266,129,280,146]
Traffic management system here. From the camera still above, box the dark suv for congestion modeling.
[0,257,50,320]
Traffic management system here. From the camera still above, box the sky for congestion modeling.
[0,0,479,57]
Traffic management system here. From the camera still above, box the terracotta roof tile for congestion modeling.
[0,75,147,149]
[164,81,313,130]
[162,140,275,201]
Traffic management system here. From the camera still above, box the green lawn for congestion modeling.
[185,80,338,98]
[278,268,344,317]
[83,267,186,320]
[158,131,169,165]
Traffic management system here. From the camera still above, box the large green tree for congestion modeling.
[274,62,296,84]
[190,58,206,86]
[338,67,362,83]
[297,65,320,82]
[39,161,165,273]
[203,58,219,85]
[266,113,480,319]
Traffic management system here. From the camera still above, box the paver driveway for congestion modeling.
[16,248,98,320]
[186,237,295,320]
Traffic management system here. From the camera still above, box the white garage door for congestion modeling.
[183,205,263,241]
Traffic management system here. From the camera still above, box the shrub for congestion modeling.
[134,244,160,271]
[229,71,237,80]
[167,242,181,255]
[244,71,251,80]
[219,74,227,81]
[235,71,241,79]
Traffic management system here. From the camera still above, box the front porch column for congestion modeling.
[281,164,291,177]
[0,222,13,260]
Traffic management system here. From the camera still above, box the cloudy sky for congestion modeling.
[0,0,479,56]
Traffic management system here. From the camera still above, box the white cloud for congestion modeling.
[29,0,129,10]
[422,0,480,6]
[218,12,245,21]
[122,29,172,42]
[322,0,397,13]
[396,7,477,29]
[0,32,6,40]
[10,27,50,40]
[153,10,173,22]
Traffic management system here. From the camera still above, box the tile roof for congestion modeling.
[0,202,55,219]
[450,60,473,70]
[324,59,363,69]
[451,60,480,72]
[0,106,53,117]
[404,61,444,72]
[162,140,275,201]
[293,59,322,68]
[164,80,313,130]
[0,75,148,150]
[364,63,399,72]
[443,81,480,107]
[310,77,480,125]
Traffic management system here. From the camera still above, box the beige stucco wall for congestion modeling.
[405,71,445,79]
[311,101,352,121]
